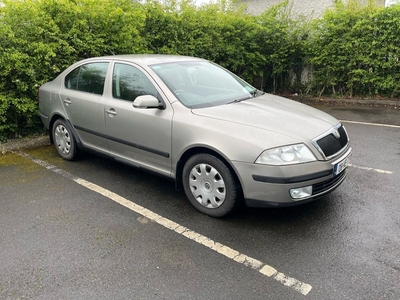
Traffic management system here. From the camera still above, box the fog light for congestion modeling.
[290,186,312,200]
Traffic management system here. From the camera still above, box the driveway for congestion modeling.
[0,104,399,299]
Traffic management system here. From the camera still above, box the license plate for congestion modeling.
[334,156,350,176]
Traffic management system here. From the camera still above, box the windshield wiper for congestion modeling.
[227,90,265,104]
[227,96,252,104]
[251,89,265,98]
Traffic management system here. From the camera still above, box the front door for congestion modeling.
[105,62,173,176]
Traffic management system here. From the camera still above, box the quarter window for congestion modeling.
[112,63,158,101]
[65,62,109,95]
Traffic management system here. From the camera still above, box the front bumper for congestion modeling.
[232,147,352,207]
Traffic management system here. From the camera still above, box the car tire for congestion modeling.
[52,119,77,161]
[182,153,239,217]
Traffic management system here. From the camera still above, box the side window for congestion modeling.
[112,63,158,101]
[64,62,109,95]
[65,68,80,90]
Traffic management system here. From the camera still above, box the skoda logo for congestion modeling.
[333,129,341,139]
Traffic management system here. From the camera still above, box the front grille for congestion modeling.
[312,169,347,195]
[315,125,348,158]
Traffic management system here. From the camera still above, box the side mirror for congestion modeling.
[133,95,162,109]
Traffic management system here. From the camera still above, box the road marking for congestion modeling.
[349,164,393,174]
[341,120,396,174]
[18,151,312,296]
[341,120,400,129]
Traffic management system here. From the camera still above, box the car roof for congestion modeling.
[82,54,207,66]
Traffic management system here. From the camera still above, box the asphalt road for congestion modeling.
[0,104,399,299]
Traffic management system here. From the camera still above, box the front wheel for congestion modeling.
[52,119,77,161]
[182,153,239,217]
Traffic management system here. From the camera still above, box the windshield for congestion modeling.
[150,61,259,108]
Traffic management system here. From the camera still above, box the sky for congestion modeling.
[385,0,400,7]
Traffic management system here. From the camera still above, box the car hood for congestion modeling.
[191,94,339,141]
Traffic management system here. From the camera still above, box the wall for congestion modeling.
[241,0,386,18]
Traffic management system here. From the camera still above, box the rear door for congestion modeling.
[59,62,110,154]
[105,62,173,176]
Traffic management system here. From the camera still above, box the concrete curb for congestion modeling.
[0,135,50,154]
[294,96,399,107]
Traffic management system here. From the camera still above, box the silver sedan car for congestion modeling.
[39,55,351,217]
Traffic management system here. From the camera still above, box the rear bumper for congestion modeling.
[39,110,50,129]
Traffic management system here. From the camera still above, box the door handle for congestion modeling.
[106,108,117,116]
[63,98,72,106]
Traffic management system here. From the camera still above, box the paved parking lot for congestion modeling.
[1,104,399,299]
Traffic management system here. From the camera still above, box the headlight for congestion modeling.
[255,144,317,165]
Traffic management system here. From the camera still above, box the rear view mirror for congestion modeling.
[133,95,161,109]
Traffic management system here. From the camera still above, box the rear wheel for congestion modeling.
[182,153,239,217]
[52,119,77,160]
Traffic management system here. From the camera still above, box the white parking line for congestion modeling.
[341,120,396,174]
[341,120,400,129]
[19,151,312,296]
[349,164,393,174]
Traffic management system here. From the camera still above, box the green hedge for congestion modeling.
[0,0,398,140]
[0,0,147,140]
[308,0,400,98]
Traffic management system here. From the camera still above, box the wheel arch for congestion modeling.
[175,146,243,197]
[49,114,83,149]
